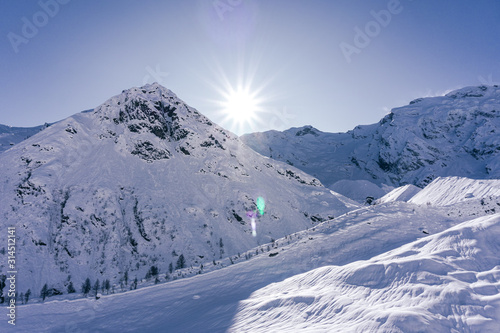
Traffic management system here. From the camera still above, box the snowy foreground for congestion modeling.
[231,213,500,332]
[2,177,500,332]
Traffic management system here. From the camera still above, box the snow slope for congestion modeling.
[0,83,356,296]
[376,184,422,204]
[230,213,500,333]
[3,186,499,332]
[241,85,500,190]
[410,176,500,206]
[330,179,389,203]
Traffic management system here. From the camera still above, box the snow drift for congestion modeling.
[230,213,500,332]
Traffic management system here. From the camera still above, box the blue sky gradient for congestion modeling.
[1,0,499,135]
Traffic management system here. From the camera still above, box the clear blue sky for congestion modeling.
[1,0,499,135]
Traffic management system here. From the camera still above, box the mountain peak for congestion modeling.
[90,83,230,161]
[285,125,321,137]
[97,83,209,135]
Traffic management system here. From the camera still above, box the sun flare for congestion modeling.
[223,88,259,124]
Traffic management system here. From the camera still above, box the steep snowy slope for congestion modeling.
[0,83,355,296]
[4,196,493,332]
[230,213,500,333]
[242,85,500,191]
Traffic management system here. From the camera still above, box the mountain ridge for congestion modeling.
[241,85,500,196]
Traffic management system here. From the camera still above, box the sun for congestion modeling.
[200,55,278,135]
[214,83,266,134]
[223,88,259,124]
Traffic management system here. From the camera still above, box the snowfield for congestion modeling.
[230,213,500,333]
[409,176,500,206]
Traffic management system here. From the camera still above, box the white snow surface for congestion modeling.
[330,179,388,203]
[230,213,500,332]
[376,184,422,204]
[410,176,500,206]
[3,190,500,332]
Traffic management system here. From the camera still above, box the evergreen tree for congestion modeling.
[41,284,48,301]
[124,270,129,286]
[67,281,76,294]
[20,292,24,305]
[219,238,224,258]
[169,262,173,274]
[82,278,91,295]
[133,277,138,290]
[176,254,186,269]
[104,279,111,294]
[93,279,100,297]
[25,289,31,304]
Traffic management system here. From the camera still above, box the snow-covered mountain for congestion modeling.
[4,175,500,332]
[241,85,500,197]
[0,83,356,296]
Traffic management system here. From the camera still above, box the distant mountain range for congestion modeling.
[241,85,500,199]
[0,123,49,153]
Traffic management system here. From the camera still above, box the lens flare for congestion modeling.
[256,196,265,215]
[251,218,257,237]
